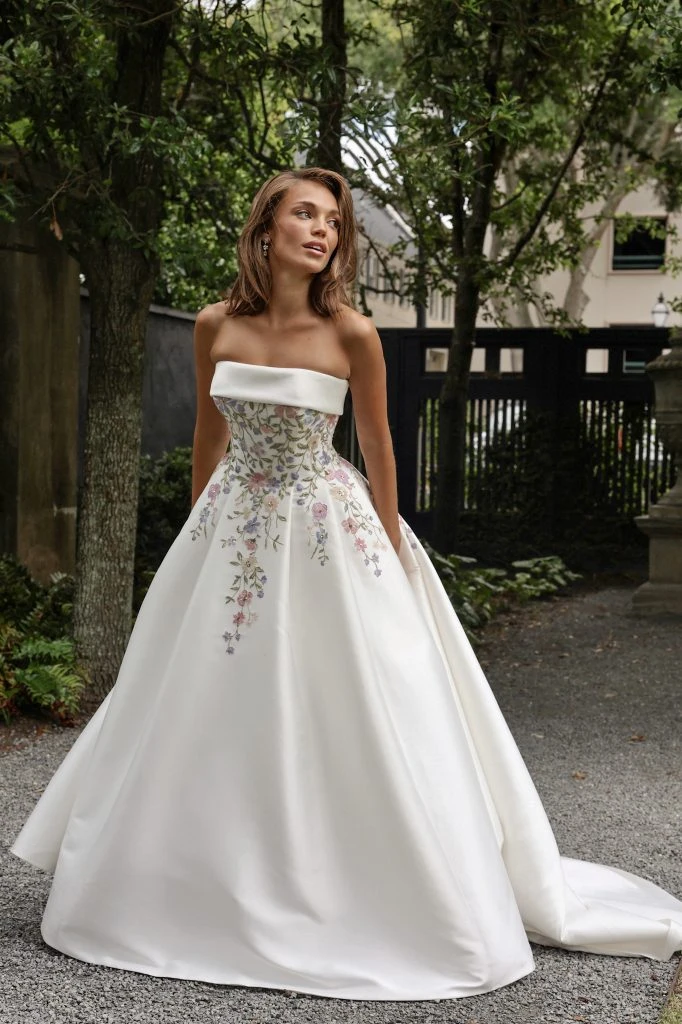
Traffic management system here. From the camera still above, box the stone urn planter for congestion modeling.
[631,328,682,615]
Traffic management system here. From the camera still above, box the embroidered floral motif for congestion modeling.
[191,397,387,653]
[401,519,419,550]
[190,455,231,540]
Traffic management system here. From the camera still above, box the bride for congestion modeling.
[11,166,682,1002]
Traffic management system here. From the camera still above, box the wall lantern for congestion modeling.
[651,293,670,328]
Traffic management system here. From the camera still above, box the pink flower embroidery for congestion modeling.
[312,502,328,521]
[247,472,268,492]
[233,611,246,625]
[329,468,350,484]
[207,483,221,499]
[354,537,367,552]
[237,590,253,606]
[342,517,359,534]
[245,538,257,552]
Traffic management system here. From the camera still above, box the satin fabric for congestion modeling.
[11,361,682,1001]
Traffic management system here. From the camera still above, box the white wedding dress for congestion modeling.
[11,361,682,1001]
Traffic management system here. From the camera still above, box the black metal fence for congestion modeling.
[371,327,676,547]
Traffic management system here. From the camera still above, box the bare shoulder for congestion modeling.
[194,302,231,367]
[195,301,228,335]
[337,305,380,355]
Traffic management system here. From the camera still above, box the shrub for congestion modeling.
[423,544,581,639]
[0,557,41,624]
[458,407,659,569]
[0,557,86,725]
[135,446,192,608]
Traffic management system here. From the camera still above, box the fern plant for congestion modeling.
[0,557,87,725]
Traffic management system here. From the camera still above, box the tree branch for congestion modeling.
[501,16,637,271]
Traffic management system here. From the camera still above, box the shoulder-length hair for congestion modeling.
[224,167,357,319]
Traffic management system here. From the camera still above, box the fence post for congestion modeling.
[522,331,557,537]
[395,331,425,526]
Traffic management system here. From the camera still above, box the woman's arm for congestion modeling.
[344,316,401,554]
[191,306,231,507]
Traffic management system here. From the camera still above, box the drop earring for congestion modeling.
[261,238,270,258]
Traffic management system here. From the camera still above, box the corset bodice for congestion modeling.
[210,361,349,478]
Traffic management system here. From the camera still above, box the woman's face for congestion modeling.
[266,180,341,275]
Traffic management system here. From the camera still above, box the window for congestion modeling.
[622,349,649,374]
[612,217,666,271]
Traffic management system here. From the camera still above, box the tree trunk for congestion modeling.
[70,0,175,700]
[433,271,479,553]
[316,0,346,174]
[317,0,349,453]
[74,242,158,699]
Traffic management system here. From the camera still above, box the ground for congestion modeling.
[0,585,680,1024]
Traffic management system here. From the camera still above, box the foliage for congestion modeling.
[371,0,682,308]
[423,544,580,640]
[135,447,193,607]
[347,0,682,549]
[154,156,255,311]
[142,0,405,310]
[0,558,86,724]
[154,0,407,310]
[0,556,41,625]
[0,0,311,306]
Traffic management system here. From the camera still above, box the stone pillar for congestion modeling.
[631,331,682,615]
[0,216,80,581]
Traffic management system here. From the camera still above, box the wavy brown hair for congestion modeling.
[224,168,357,318]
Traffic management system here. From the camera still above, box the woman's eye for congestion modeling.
[329,220,340,230]
[296,210,311,218]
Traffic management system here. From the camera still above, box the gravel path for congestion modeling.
[1,586,680,1024]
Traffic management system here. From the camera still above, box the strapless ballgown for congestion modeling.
[11,361,682,1001]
